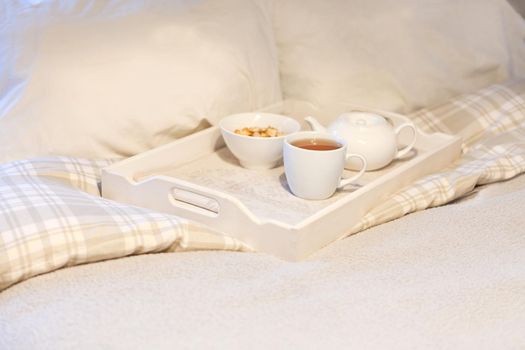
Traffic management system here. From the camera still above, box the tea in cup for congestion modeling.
[283,131,367,200]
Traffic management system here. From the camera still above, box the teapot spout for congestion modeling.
[304,116,327,133]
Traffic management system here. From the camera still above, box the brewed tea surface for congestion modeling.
[291,139,342,151]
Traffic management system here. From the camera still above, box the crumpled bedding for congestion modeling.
[1,80,525,291]
[0,158,246,291]
[0,172,524,349]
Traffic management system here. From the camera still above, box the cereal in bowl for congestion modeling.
[234,126,284,137]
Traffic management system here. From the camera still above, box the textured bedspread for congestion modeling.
[1,80,525,291]
[0,173,524,349]
[1,81,525,348]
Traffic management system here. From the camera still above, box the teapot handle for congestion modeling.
[394,123,417,159]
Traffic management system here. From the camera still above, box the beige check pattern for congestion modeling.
[2,80,525,291]
[349,79,525,234]
[0,158,246,291]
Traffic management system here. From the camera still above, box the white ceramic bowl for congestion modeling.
[219,113,301,169]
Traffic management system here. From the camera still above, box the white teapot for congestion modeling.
[305,111,417,171]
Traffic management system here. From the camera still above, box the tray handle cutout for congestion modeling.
[169,188,220,217]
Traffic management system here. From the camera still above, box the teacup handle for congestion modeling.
[394,123,417,159]
[338,154,367,188]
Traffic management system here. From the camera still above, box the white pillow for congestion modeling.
[273,0,525,115]
[0,0,281,162]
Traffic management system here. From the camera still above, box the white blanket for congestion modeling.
[1,173,524,349]
[2,80,525,349]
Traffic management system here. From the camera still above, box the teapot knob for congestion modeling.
[355,118,367,126]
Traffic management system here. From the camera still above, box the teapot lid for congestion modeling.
[339,111,388,127]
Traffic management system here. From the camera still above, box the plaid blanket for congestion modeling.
[351,79,525,233]
[1,79,525,291]
[0,159,245,291]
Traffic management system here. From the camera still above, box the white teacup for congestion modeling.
[283,131,367,200]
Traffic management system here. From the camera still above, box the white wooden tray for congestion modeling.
[101,100,462,260]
